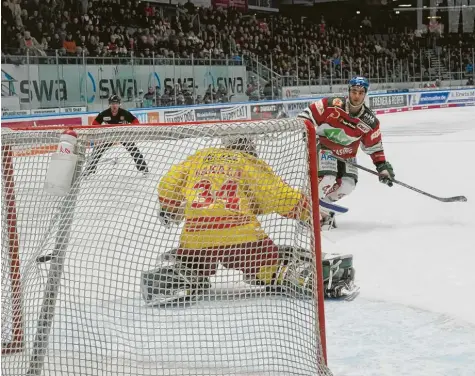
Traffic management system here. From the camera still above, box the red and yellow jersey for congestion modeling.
[298,96,386,164]
[158,148,310,249]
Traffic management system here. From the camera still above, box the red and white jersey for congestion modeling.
[298,96,386,164]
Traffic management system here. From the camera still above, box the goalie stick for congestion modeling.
[331,155,467,203]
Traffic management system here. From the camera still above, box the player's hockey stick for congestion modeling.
[331,155,467,203]
[319,200,349,214]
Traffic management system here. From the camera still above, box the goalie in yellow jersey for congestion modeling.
[141,137,356,305]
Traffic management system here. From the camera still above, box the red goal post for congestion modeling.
[1,119,330,376]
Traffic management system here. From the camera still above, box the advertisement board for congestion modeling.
[195,108,221,121]
[2,64,247,111]
[369,94,407,110]
[408,92,450,106]
[163,108,196,123]
[5,117,83,129]
[447,89,475,103]
[61,106,87,113]
[2,110,31,117]
[133,111,160,124]
[220,106,248,121]
[250,103,285,120]
[282,81,471,100]
[284,101,313,117]
[283,86,345,99]
[30,108,60,115]
[1,88,474,130]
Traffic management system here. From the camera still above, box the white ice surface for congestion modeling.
[325,106,475,376]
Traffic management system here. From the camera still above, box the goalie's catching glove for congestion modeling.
[375,161,395,187]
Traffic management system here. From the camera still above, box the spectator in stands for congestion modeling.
[2,1,14,26]
[143,87,155,107]
[161,89,171,106]
[63,32,76,54]
[8,0,22,27]
[467,77,474,86]
[263,81,278,100]
[21,30,46,56]
[361,16,372,34]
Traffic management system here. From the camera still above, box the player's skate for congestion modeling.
[141,250,210,306]
[84,166,97,177]
[141,167,150,178]
[320,212,337,230]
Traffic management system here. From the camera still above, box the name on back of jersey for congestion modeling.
[195,165,242,179]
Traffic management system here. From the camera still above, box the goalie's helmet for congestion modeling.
[222,136,258,157]
[348,76,369,93]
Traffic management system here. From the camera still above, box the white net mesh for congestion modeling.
[1,119,331,376]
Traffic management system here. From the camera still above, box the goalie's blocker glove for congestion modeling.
[158,204,185,227]
[159,209,172,226]
[375,161,395,187]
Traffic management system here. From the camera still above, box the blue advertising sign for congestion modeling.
[417,92,449,105]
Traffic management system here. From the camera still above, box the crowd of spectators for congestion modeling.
[1,0,474,102]
[135,83,233,107]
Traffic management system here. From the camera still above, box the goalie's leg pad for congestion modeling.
[253,247,316,298]
[141,250,211,306]
[322,253,358,299]
[271,247,358,299]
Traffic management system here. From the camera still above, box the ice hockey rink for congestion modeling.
[2,106,475,376]
[325,105,475,376]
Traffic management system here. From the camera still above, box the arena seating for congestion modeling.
[1,0,474,104]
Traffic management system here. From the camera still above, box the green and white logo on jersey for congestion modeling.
[323,128,359,146]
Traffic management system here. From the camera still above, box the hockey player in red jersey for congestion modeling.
[298,77,395,227]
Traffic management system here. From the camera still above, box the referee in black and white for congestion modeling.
[86,95,149,175]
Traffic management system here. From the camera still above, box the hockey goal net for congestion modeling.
[1,119,331,376]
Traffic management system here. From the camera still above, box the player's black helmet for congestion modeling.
[109,95,121,104]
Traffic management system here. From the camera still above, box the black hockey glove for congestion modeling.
[158,205,184,227]
[159,209,172,226]
[375,161,395,187]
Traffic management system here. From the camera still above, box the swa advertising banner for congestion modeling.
[1,64,247,110]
